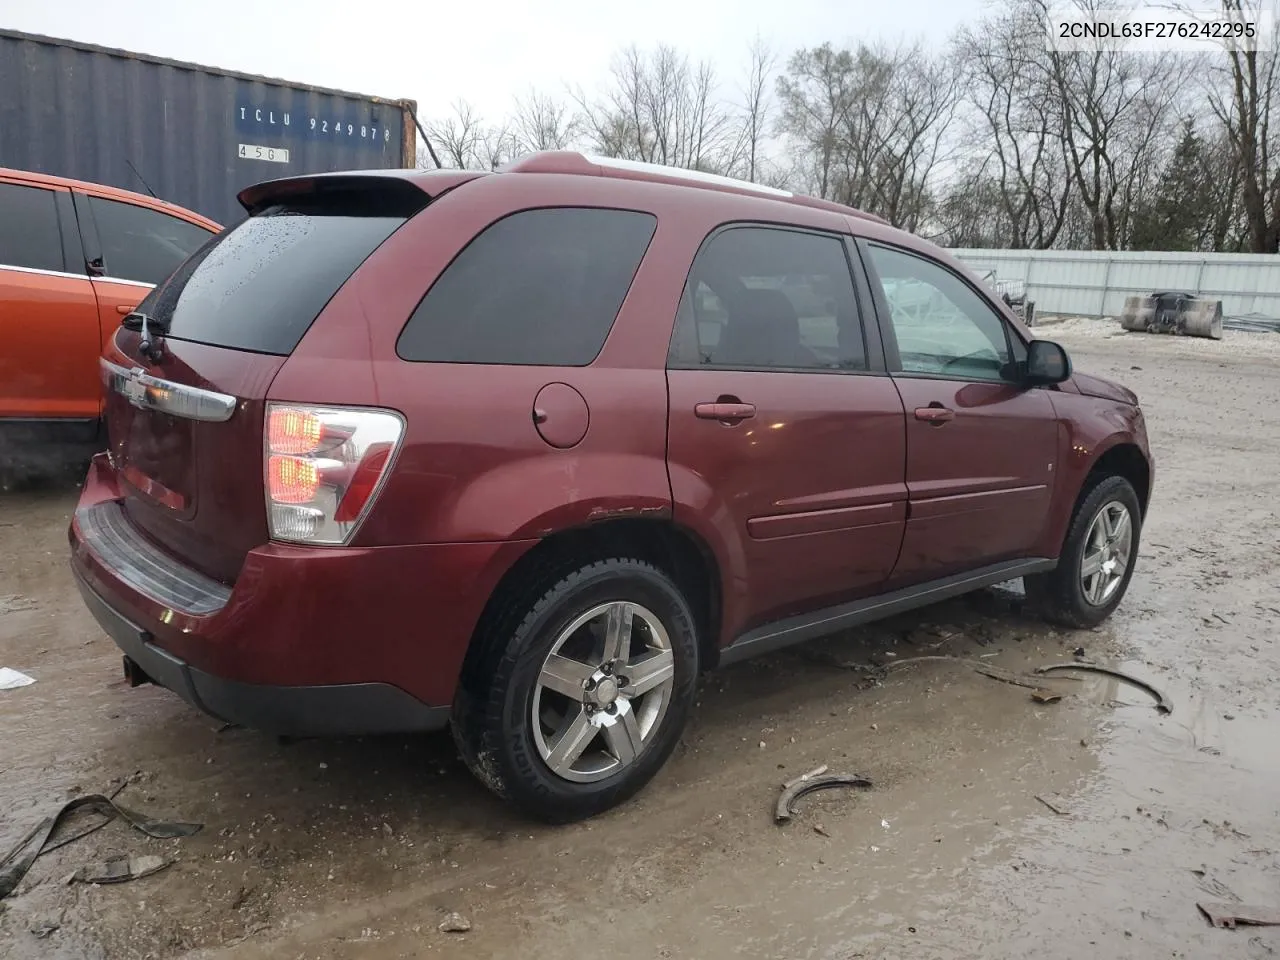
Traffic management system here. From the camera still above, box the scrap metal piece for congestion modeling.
[1034,663,1172,715]
[888,656,1075,701]
[0,794,201,899]
[71,855,173,885]
[782,765,829,790]
[1119,293,1223,340]
[775,773,873,824]
[1198,902,1280,929]
[1035,794,1070,816]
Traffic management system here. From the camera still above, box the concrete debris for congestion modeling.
[1198,902,1280,929]
[439,912,472,933]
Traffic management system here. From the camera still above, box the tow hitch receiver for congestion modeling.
[122,655,153,688]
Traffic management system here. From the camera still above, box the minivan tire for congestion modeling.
[452,558,699,823]
[1025,475,1142,629]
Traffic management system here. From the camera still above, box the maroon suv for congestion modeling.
[69,152,1153,821]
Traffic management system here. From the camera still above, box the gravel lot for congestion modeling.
[2,324,1277,960]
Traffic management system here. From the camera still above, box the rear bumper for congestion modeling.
[69,453,536,736]
[73,567,449,735]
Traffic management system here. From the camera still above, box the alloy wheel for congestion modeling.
[531,601,676,784]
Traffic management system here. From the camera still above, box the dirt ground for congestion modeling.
[2,323,1278,960]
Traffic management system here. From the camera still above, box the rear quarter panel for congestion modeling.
[270,174,703,546]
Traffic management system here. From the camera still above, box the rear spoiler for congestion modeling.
[237,170,484,216]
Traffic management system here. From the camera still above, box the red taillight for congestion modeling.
[268,407,323,455]
[334,443,391,522]
[264,404,404,545]
[268,455,319,503]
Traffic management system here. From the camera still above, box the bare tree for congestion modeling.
[1040,0,1188,248]
[512,91,582,153]
[478,124,522,171]
[955,4,1073,247]
[1209,8,1279,251]
[735,37,776,181]
[576,44,740,172]
[777,42,958,230]
[776,44,857,199]
[426,100,486,169]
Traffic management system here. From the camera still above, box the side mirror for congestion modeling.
[1025,339,1072,386]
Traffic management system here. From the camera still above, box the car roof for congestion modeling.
[238,153,1023,335]
[496,152,891,223]
[0,166,221,230]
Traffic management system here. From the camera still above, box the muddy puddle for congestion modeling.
[2,333,1277,959]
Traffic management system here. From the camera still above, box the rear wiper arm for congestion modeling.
[121,312,168,362]
[121,311,169,333]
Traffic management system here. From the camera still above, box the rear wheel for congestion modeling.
[1025,475,1142,628]
[452,558,698,822]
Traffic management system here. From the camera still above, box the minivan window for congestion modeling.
[0,182,64,273]
[397,208,657,366]
[135,193,413,356]
[88,195,214,286]
[669,226,867,371]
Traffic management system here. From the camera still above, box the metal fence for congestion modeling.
[950,248,1280,324]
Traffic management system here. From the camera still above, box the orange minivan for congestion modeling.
[0,168,220,472]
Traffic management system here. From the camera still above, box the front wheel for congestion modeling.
[452,558,699,823]
[1025,475,1142,629]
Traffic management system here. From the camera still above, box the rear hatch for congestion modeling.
[102,175,437,584]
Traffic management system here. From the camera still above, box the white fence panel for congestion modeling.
[950,249,1280,322]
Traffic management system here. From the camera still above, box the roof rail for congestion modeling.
[500,150,887,224]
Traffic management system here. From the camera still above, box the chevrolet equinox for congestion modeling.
[69,152,1153,822]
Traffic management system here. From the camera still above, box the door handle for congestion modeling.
[914,405,955,425]
[695,401,756,423]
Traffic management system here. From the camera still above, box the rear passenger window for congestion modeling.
[88,195,213,286]
[397,208,657,365]
[669,226,867,371]
[0,182,64,273]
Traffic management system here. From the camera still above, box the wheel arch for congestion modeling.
[1085,440,1152,518]
[456,518,724,701]
[1035,433,1152,561]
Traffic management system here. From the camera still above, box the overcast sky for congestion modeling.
[5,0,987,121]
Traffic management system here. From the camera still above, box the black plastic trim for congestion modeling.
[0,416,100,444]
[73,569,450,737]
[53,189,84,274]
[718,558,1056,666]
[70,191,104,272]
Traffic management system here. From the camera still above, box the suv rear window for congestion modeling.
[137,186,423,356]
[397,208,657,365]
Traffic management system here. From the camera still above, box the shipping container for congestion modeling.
[0,29,418,226]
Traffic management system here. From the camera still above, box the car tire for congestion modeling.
[452,558,699,823]
[1025,475,1142,629]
